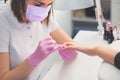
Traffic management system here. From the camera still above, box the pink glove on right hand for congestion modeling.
[57,44,77,62]
[27,36,57,68]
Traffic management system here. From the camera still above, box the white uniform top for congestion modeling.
[0,2,60,80]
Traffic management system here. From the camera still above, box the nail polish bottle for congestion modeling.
[103,21,108,40]
[108,27,114,43]
[113,26,119,40]
[116,26,120,40]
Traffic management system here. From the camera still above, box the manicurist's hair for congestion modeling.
[11,0,26,22]
[11,0,52,25]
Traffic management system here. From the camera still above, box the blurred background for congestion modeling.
[54,0,120,38]
[0,0,120,38]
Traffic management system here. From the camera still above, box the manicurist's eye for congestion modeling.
[35,3,42,7]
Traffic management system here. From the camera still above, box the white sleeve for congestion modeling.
[48,14,59,32]
[0,19,10,52]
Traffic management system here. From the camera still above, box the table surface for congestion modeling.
[42,30,110,80]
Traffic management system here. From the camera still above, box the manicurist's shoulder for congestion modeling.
[0,13,12,33]
[0,3,15,30]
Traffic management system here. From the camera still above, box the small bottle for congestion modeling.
[4,0,7,3]
[103,21,110,41]
[103,21,108,40]
[116,27,120,40]
[108,27,114,44]
[113,26,120,40]
[113,26,118,40]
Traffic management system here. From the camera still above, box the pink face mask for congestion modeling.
[26,5,51,22]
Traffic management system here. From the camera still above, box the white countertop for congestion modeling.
[42,30,111,80]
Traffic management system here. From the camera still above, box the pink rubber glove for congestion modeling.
[57,44,77,62]
[27,36,58,68]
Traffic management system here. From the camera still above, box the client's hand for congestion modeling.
[57,43,77,62]
[64,42,96,56]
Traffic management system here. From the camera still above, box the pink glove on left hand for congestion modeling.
[57,44,77,62]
